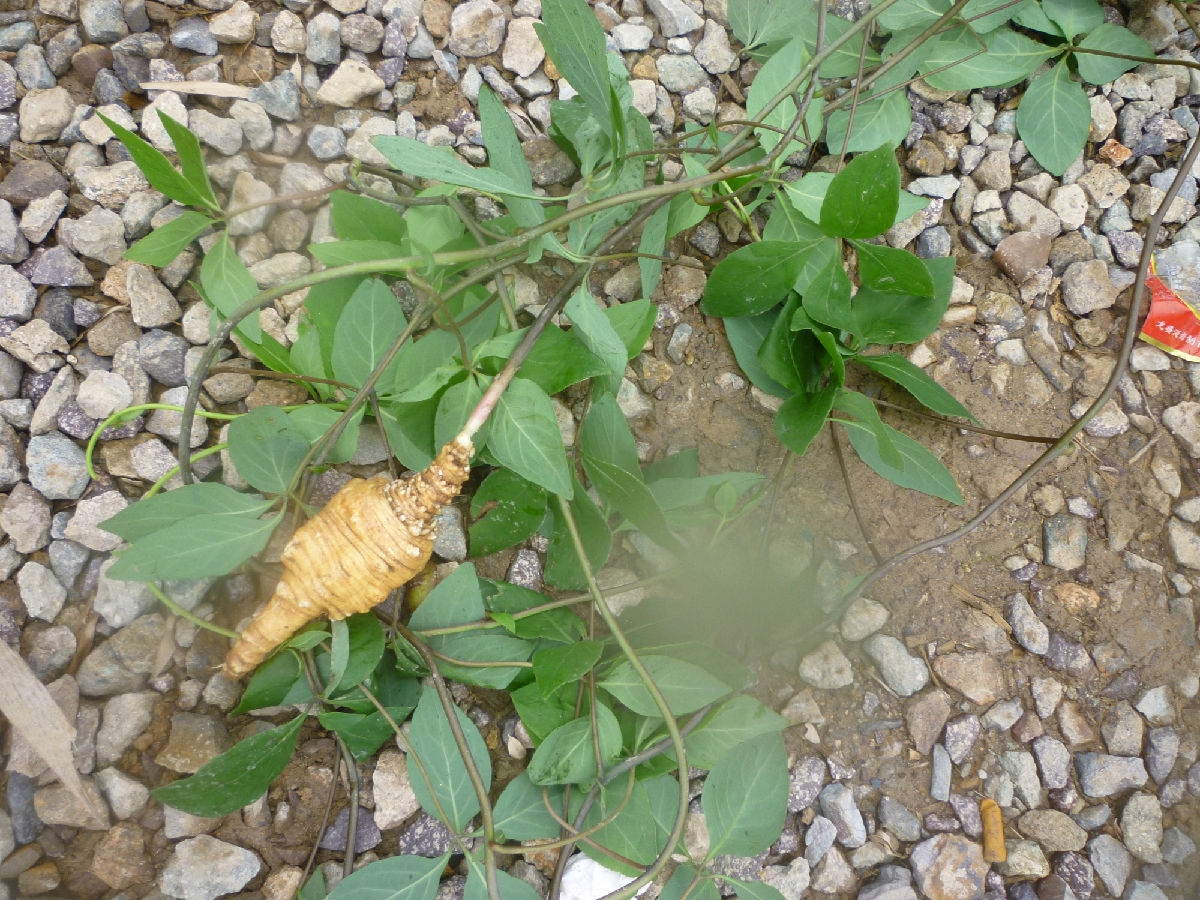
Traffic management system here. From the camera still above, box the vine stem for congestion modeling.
[550,497,689,900]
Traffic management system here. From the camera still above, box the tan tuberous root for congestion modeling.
[223,436,473,680]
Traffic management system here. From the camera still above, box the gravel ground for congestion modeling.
[0,0,1198,898]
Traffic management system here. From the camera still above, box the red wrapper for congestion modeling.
[1140,259,1200,362]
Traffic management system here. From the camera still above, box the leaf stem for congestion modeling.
[147,582,240,639]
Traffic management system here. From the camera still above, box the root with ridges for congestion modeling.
[223,436,474,679]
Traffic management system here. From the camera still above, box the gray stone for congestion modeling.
[1161,827,1196,865]
[818,782,866,848]
[1045,631,1093,675]
[1008,594,1049,654]
[1164,401,1200,457]
[19,87,74,143]
[1,481,50,552]
[931,743,951,801]
[878,796,921,843]
[393,812,453,857]
[1121,792,1163,863]
[1076,752,1148,797]
[1017,808,1087,852]
[1061,259,1118,315]
[160,835,261,900]
[645,0,704,35]
[805,814,837,865]
[657,54,706,93]
[96,691,156,766]
[59,207,126,265]
[307,124,346,160]
[77,614,164,696]
[1000,750,1043,809]
[431,505,467,561]
[155,712,232,774]
[93,558,155,629]
[1146,727,1180,784]
[249,72,300,122]
[798,639,853,689]
[863,634,929,696]
[840,597,888,641]
[0,265,36,319]
[1101,701,1144,755]
[26,431,88,500]
[787,757,828,812]
[373,749,420,829]
[1088,833,1131,897]
[1032,735,1071,790]
[17,560,66,621]
[501,16,543,77]
[30,246,92,287]
[909,835,988,900]
[1044,513,1087,570]
[319,805,380,852]
[64,490,127,551]
[448,0,504,57]
[76,371,132,420]
[95,767,149,820]
[81,0,128,41]
[171,17,217,54]
[943,714,980,764]
[997,840,1049,878]
[1135,685,1175,724]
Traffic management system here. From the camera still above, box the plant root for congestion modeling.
[223,436,473,679]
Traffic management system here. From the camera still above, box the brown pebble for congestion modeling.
[1011,711,1045,743]
[1098,139,1132,165]
[71,44,114,85]
[993,231,1052,284]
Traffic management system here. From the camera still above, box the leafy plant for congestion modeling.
[85,0,1162,895]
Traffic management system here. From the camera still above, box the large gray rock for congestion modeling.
[1075,752,1148,797]
[863,635,929,696]
[159,835,261,900]
[909,834,988,900]
[447,0,504,57]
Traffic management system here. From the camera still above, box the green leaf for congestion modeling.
[409,562,484,630]
[575,775,678,873]
[152,714,304,817]
[533,640,604,696]
[684,695,790,770]
[723,878,788,900]
[774,384,837,456]
[328,614,385,695]
[107,510,282,582]
[490,377,573,498]
[330,190,408,244]
[643,449,699,482]
[639,200,670,300]
[1014,0,1063,33]
[835,390,901,467]
[853,241,935,296]
[425,631,534,689]
[124,210,211,266]
[318,706,413,760]
[820,144,900,239]
[545,476,612,591]
[407,686,491,830]
[963,0,1031,31]
[287,405,361,464]
[325,854,449,900]
[1016,60,1089,177]
[825,91,913,156]
[724,310,790,398]
[156,111,219,211]
[660,866,721,900]
[857,353,973,419]
[405,195,465,255]
[729,0,806,47]
[484,580,586,643]
[536,0,613,134]
[477,326,608,395]
[463,856,543,900]
[923,26,1059,91]
[299,870,326,900]
[1042,0,1102,38]
[331,278,407,389]
[600,655,732,717]
[605,299,656,360]
[781,173,833,223]
[493,772,566,840]
[96,113,215,210]
[374,136,534,197]
[434,375,484,451]
[838,397,963,503]
[201,233,261,342]
[232,651,303,715]
[854,255,955,345]
[392,329,459,394]
[1075,24,1153,84]
[801,254,855,332]
[878,0,950,30]
[702,241,813,317]
[526,702,622,785]
[100,482,270,542]
[579,392,640,474]
[469,468,547,557]
[511,681,576,744]
[703,732,788,857]
[757,294,807,392]
[308,240,409,267]
[477,86,545,231]
[226,406,311,495]
[378,398,437,471]
[565,285,626,390]
[745,34,822,158]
